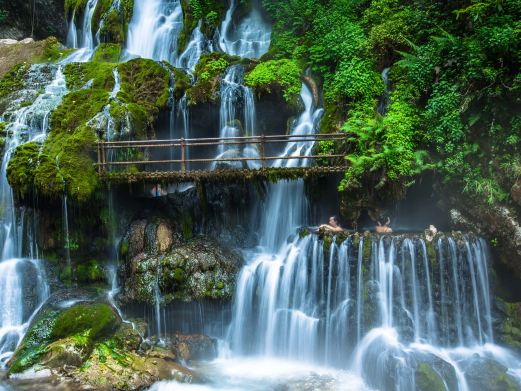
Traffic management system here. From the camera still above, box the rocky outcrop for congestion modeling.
[170,334,218,362]
[119,218,243,304]
[0,0,67,41]
[8,292,198,390]
[450,204,521,279]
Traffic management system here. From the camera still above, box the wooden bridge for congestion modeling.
[96,133,347,183]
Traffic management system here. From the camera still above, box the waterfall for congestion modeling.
[218,0,272,59]
[66,10,78,49]
[0,66,66,365]
[63,0,100,63]
[177,22,209,72]
[258,83,322,249]
[227,82,323,350]
[214,65,257,169]
[126,0,183,64]
[228,232,513,389]
[377,67,391,116]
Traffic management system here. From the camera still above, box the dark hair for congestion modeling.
[330,216,339,223]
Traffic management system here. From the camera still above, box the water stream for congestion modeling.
[63,0,100,63]
[0,66,66,366]
[218,0,272,59]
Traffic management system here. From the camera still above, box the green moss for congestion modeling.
[51,304,118,342]
[9,309,59,374]
[415,363,445,391]
[362,237,372,261]
[173,68,191,100]
[76,259,105,284]
[6,142,41,200]
[173,267,184,283]
[245,59,302,105]
[180,0,227,51]
[115,58,170,138]
[187,53,234,105]
[51,89,109,131]
[92,43,122,63]
[59,265,73,283]
[65,0,89,15]
[0,63,30,100]
[120,240,129,257]
[64,62,116,90]
[299,227,311,238]
[181,214,193,240]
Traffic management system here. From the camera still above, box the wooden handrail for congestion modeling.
[99,132,345,146]
[96,133,347,176]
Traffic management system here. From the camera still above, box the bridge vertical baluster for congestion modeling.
[181,138,186,172]
[260,135,266,168]
[97,142,102,175]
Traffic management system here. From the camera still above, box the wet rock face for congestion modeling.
[170,334,218,362]
[495,300,521,353]
[450,205,521,279]
[119,218,243,305]
[0,0,67,41]
[462,356,520,391]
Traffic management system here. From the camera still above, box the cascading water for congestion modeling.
[64,0,100,63]
[228,231,521,390]
[218,0,272,59]
[126,0,183,64]
[177,22,210,72]
[214,65,257,169]
[227,83,323,354]
[0,67,65,366]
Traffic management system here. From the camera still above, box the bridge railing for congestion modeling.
[96,133,346,175]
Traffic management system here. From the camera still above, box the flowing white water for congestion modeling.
[218,0,271,59]
[177,22,209,72]
[228,231,521,390]
[214,65,257,169]
[63,0,100,63]
[0,66,65,366]
[126,0,183,64]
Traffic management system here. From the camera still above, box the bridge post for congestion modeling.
[97,142,102,175]
[260,134,266,168]
[181,138,186,172]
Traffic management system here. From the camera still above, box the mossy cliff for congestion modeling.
[6,58,173,204]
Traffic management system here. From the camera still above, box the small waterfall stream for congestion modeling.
[218,0,272,59]
[126,0,184,64]
[0,66,66,366]
[214,65,257,169]
[64,0,100,63]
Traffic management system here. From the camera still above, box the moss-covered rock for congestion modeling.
[415,363,445,391]
[120,219,243,304]
[463,356,521,391]
[245,59,302,106]
[179,0,227,52]
[8,302,118,374]
[187,53,234,105]
[495,300,521,352]
[93,43,122,63]
[7,58,172,203]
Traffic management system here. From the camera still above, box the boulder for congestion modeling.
[462,356,521,391]
[170,334,217,362]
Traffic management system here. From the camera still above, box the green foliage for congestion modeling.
[245,59,302,104]
[187,53,233,105]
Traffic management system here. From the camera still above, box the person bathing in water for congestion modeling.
[319,216,344,233]
[376,216,393,234]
